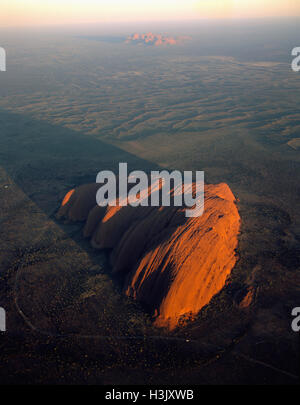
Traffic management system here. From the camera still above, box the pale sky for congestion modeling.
[1,0,300,27]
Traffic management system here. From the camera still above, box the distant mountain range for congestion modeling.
[126,32,190,46]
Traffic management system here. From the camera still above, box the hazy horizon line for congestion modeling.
[1,15,300,31]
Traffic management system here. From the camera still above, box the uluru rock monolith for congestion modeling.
[57,182,240,330]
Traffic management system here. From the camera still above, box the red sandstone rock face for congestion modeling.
[57,182,240,330]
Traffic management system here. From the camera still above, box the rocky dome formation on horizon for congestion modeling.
[57,182,240,330]
[125,32,188,46]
